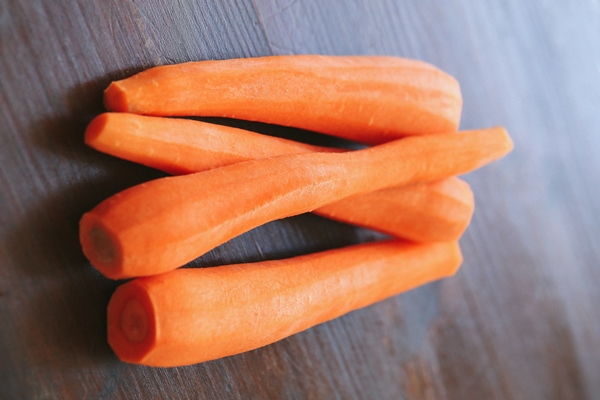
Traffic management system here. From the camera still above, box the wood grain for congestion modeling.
[1,0,599,399]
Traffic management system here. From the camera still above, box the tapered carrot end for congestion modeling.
[104,82,129,112]
[454,126,514,172]
[84,113,110,148]
[426,178,475,241]
[79,212,123,280]
[107,280,156,364]
[494,126,514,155]
[446,241,463,276]
[484,126,514,167]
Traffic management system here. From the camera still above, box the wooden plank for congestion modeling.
[1,0,599,398]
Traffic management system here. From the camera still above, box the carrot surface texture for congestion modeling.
[103,55,462,145]
[80,127,512,280]
[85,112,475,242]
[107,239,462,367]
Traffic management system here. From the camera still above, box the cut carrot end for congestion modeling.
[104,82,128,112]
[79,213,122,279]
[121,299,149,343]
[88,226,116,265]
[107,280,156,363]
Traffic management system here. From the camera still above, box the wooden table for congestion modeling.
[2,1,599,399]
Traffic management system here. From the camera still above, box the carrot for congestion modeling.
[107,239,462,367]
[85,112,474,242]
[84,112,340,175]
[103,55,462,145]
[315,178,474,242]
[79,127,511,279]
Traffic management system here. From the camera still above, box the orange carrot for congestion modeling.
[103,55,462,145]
[107,239,462,367]
[85,112,340,175]
[80,128,511,279]
[85,112,474,242]
[315,178,474,241]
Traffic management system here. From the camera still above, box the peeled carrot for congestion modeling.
[103,55,462,145]
[80,128,512,279]
[107,239,462,367]
[84,112,340,175]
[85,112,474,242]
[315,178,474,241]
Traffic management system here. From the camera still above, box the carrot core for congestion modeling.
[88,226,117,266]
[120,299,149,343]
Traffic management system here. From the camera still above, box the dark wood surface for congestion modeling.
[1,1,599,399]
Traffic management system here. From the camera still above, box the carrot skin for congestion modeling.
[103,55,462,145]
[85,113,475,242]
[80,128,512,279]
[107,239,462,367]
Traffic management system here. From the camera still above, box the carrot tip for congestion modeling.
[104,82,128,112]
[84,113,110,147]
[499,127,515,153]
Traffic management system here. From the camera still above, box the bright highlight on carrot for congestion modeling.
[107,239,463,367]
[103,55,463,145]
[80,128,512,280]
[85,112,475,243]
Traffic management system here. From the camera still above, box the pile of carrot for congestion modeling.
[80,55,513,367]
